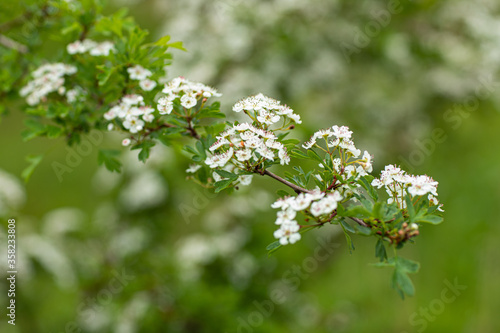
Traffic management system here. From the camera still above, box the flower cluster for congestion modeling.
[20,63,77,106]
[233,93,301,127]
[303,125,360,156]
[157,77,221,114]
[66,39,115,56]
[104,94,155,135]
[127,65,157,92]
[205,122,290,170]
[271,190,343,245]
[302,125,373,195]
[372,164,443,211]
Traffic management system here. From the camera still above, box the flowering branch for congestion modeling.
[11,2,445,299]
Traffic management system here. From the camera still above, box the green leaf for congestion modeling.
[396,257,420,274]
[372,202,383,220]
[153,35,171,47]
[215,169,238,180]
[21,154,43,182]
[266,241,281,250]
[344,205,371,219]
[405,195,415,221]
[393,269,415,298]
[307,149,324,163]
[96,65,117,86]
[214,179,234,193]
[355,223,372,236]
[132,141,155,163]
[358,175,378,200]
[22,119,45,141]
[415,215,443,225]
[98,150,122,172]
[166,41,187,51]
[46,125,63,139]
[375,238,387,262]
[290,149,309,159]
[340,222,355,253]
[340,220,355,233]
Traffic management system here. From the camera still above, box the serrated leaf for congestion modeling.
[393,269,415,298]
[215,169,238,180]
[307,149,323,163]
[405,194,415,221]
[341,220,355,233]
[355,223,372,235]
[21,154,43,182]
[345,205,371,219]
[375,238,387,262]
[340,222,355,253]
[358,175,378,200]
[396,257,420,274]
[98,150,122,172]
[214,179,234,193]
[415,215,443,225]
[290,149,309,159]
[167,41,187,51]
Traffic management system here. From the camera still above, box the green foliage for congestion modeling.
[97,149,122,172]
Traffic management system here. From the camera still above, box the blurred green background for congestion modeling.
[1,0,500,332]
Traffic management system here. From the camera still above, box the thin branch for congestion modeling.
[350,217,368,228]
[261,169,312,194]
[185,117,200,140]
[0,34,28,53]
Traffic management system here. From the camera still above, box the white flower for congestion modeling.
[122,94,144,106]
[127,65,152,80]
[235,149,252,161]
[143,114,155,122]
[89,41,115,56]
[290,193,312,211]
[276,209,297,225]
[408,175,438,197]
[123,116,145,133]
[180,94,197,109]
[186,164,202,173]
[122,138,131,146]
[257,110,281,125]
[107,123,114,131]
[233,94,300,126]
[157,96,173,114]
[210,138,229,152]
[331,125,353,139]
[139,79,157,91]
[66,40,86,54]
[274,220,301,245]
[104,110,116,120]
[238,175,253,186]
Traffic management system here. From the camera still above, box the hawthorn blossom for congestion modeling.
[67,39,115,56]
[205,122,290,170]
[274,220,301,245]
[233,93,302,126]
[103,94,157,137]
[20,63,77,106]
[139,79,157,91]
[372,164,441,210]
[127,65,152,80]
[186,164,202,173]
[271,190,343,246]
[157,77,221,113]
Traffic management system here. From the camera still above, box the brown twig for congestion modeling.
[350,217,368,227]
[260,169,312,194]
